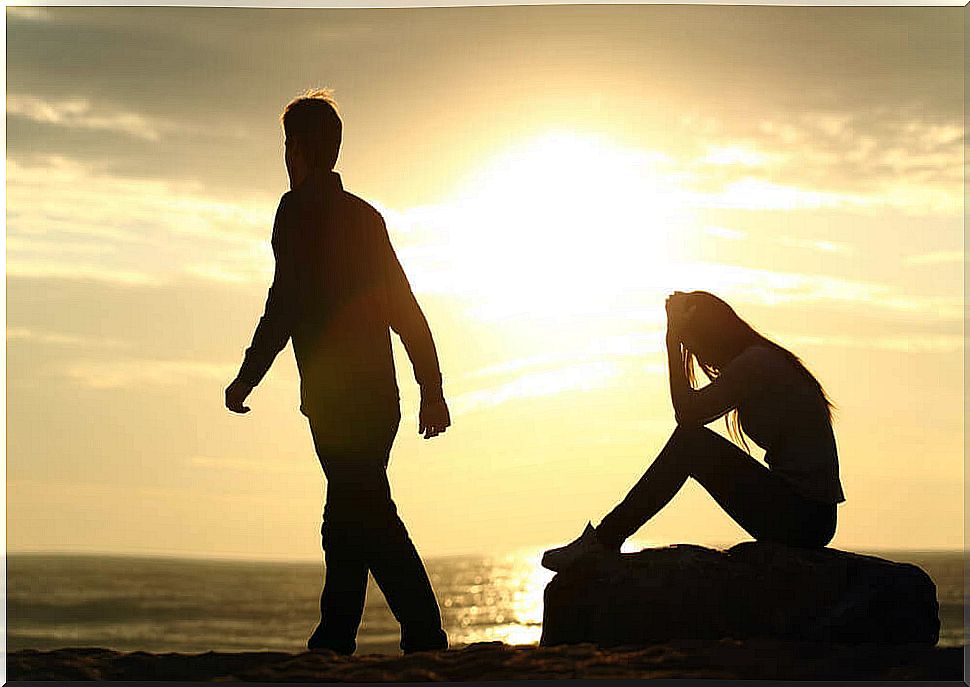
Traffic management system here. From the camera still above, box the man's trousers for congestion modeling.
[305,405,448,655]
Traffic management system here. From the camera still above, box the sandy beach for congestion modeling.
[8,640,964,682]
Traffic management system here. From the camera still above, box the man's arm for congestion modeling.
[377,215,450,438]
[226,194,298,412]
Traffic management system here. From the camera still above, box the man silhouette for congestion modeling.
[225,89,450,655]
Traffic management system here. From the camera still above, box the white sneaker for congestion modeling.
[541,522,606,572]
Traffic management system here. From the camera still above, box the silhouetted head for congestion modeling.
[678,291,761,371]
[280,88,342,185]
[677,290,834,447]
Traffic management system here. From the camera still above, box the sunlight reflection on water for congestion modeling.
[436,547,553,647]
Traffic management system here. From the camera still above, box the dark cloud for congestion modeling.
[7,6,962,203]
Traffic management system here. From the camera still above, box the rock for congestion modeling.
[540,541,940,647]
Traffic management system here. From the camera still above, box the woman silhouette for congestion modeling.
[543,291,845,571]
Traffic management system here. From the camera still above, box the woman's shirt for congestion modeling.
[676,344,845,505]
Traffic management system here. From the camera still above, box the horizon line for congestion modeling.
[7,544,966,564]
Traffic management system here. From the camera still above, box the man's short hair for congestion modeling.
[281,88,342,171]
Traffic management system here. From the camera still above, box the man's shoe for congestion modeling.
[402,627,448,654]
[541,522,607,572]
[307,626,355,655]
[402,640,448,654]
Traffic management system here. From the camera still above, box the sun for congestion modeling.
[428,131,694,322]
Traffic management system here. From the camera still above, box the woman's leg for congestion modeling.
[595,425,835,550]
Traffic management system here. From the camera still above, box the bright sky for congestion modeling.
[6,5,964,560]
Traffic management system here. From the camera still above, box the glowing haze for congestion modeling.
[6,6,963,559]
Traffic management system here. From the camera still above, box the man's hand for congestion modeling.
[225,378,254,414]
[419,397,451,440]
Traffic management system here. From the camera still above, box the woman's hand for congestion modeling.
[665,291,696,344]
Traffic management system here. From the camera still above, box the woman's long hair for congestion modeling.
[679,291,834,451]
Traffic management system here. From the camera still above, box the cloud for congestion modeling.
[466,333,660,382]
[5,261,163,286]
[188,455,305,474]
[680,106,961,217]
[746,112,963,215]
[783,333,963,354]
[776,237,851,255]
[704,225,851,255]
[702,145,781,167]
[664,261,964,321]
[904,251,963,266]
[704,225,747,241]
[7,326,130,350]
[445,334,659,414]
[6,156,277,287]
[451,361,620,415]
[466,353,579,381]
[183,263,266,285]
[63,358,232,389]
[6,234,121,256]
[702,178,868,212]
[7,94,164,141]
[800,112,853,139]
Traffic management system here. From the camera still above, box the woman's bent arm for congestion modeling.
[666,334,696,424]
[668,339,764,427]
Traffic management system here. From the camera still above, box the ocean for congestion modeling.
[6,550,965,655]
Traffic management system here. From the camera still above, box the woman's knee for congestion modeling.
[672,424,718,445]
[669,425,723,467]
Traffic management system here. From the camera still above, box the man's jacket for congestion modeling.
[236,170,443,417]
